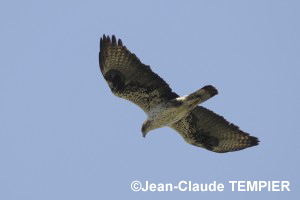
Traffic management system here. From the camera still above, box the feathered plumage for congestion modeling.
[99,35,259,153]
[99,35,178,112]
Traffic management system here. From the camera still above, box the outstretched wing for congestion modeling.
[99,35,178,113]
[170,106,259,153]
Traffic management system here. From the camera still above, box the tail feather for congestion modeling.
[186,85,218,103]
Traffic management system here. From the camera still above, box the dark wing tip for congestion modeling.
[101,34,123,48]
[100,37,103,49]
[99,34,129,75]
[112,35,117,46]
[118,38,123,47]
[106,35,111,43]
[100,34,112,73]
[100,34,108,49]
[218,135,260,153]
[101,34,111,45]
[249,136,260,146]
[102,34,107,42]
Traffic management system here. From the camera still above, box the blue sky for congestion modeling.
[0,0,299,199]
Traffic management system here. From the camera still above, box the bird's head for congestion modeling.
[141,120,153,138]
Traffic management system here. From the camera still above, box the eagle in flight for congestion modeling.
[99,35,259,153]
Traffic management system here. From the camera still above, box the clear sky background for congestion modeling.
[0,0,299,199]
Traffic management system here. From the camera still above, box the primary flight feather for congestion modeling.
[99,35,259,153]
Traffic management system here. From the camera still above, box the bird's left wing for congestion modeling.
[99,35,178,113]
[170,106,259,153]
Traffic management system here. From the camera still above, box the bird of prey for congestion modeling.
[99,35,259,153]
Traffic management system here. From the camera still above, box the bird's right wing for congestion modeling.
[170,106,259,153]
[99,35,178,113]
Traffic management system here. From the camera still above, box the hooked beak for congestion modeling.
[142,132,146,138]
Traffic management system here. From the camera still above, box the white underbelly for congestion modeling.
[147,104,190,127]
